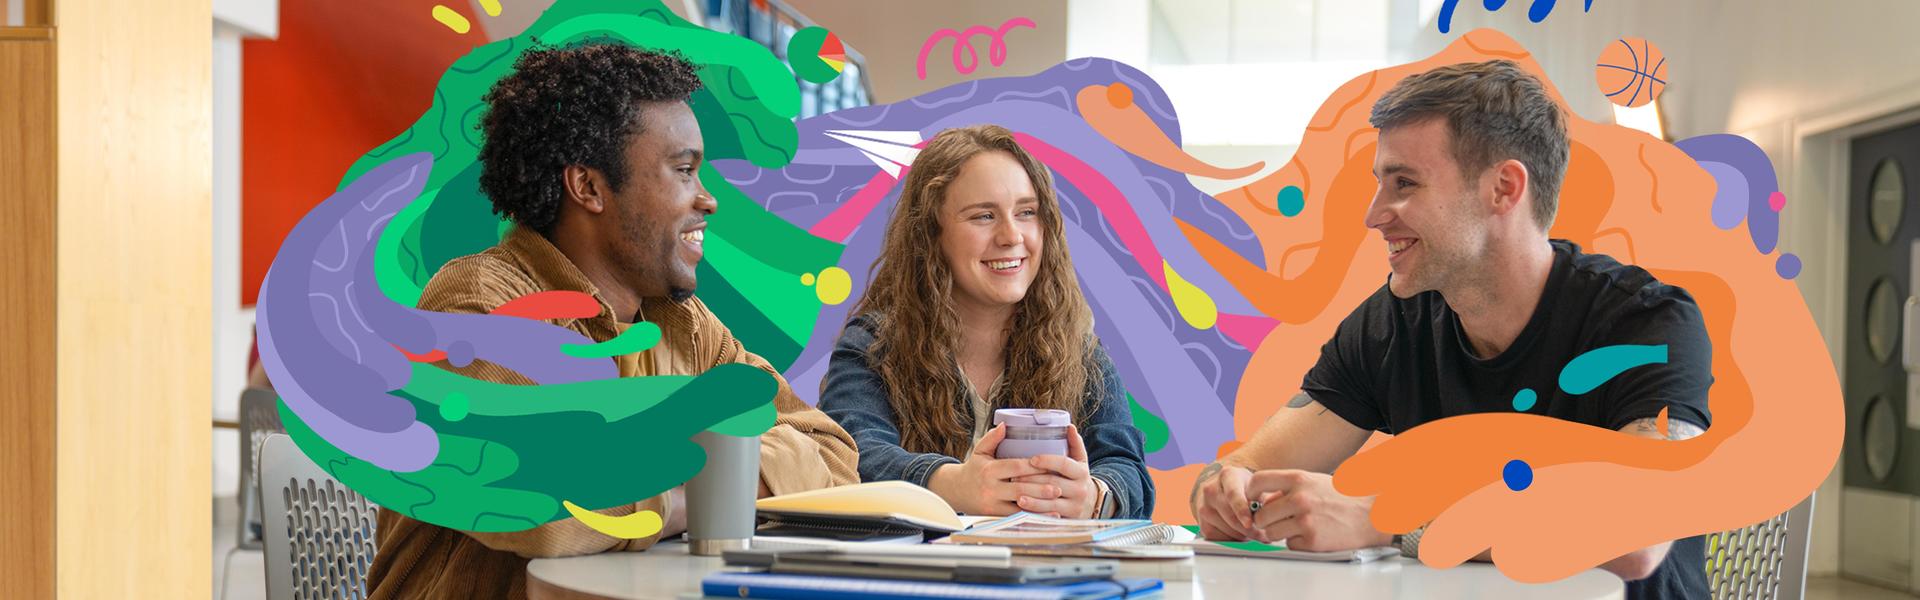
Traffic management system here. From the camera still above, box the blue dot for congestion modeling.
[1512,388,1537,412]
[1776,253,1802,280]
[1277,186,1305,217]
[1503,459,1533,491]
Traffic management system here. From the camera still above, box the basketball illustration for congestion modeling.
[1596,37,1668,108]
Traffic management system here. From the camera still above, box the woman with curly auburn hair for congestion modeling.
[819,125,1153,519]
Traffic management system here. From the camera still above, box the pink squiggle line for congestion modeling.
[916,17,1037,80]
[1012,132,1167,291]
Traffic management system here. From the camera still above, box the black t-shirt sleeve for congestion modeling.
[1301,286,1392,432]
[1591,287,1715,432]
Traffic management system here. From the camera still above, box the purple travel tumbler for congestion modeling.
[993,408,1072,459]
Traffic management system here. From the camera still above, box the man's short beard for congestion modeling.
[668,286,695,303]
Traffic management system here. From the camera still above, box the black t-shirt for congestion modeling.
[1303,240,1711,600]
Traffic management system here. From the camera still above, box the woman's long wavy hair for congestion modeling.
[852,124,1097,459]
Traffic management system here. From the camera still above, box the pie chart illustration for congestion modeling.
[788,26,845,84]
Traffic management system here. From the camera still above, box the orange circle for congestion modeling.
[1106,83,1134,109]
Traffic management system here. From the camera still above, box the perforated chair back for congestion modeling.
[237,388,285,550]
[1706,493,1815,600]
[259,433,380,600]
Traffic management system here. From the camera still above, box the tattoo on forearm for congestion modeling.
[1625,416,1706,441]
[1191,461,1226,508]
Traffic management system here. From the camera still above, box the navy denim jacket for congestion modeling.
[819,314,1155,519]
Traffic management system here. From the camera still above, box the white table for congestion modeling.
[526,541,1624,600]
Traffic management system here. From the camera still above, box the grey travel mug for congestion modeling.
[685,430,760,555]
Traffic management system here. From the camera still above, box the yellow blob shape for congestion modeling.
[479,0,503,17]
[431,5,471,34]
[562,501,662,539]
[800,272,816,286]
[1163,261,1218,330]
[815,267,852,305]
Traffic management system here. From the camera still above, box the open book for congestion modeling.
[945,512,1196,546]
[755,481,967,540]
[1177,526,1400,562]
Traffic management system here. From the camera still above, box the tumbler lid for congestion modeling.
[994,408,1070,427]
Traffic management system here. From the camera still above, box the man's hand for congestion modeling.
[1246,469,1393,551]
[1191,462,1260,540]
[1188,393,1373,542]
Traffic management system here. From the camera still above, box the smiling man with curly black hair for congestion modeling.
[364,42,860,600]
[478,41,708,306]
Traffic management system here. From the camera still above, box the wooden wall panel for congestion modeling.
[0,36,56,600]
[54,0,213,596]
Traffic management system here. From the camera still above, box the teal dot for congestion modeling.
[1277,186,1306,217]
[440,392,470,422]
[1512,388,1537,412]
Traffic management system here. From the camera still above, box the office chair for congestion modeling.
[237,388,285,549]
[259,433,380,600]
[1706,493,1815,600]
[219,388,287,600]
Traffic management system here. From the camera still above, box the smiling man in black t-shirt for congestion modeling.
[1190,60,1710,599]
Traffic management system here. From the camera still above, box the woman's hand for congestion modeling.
[1011,425,1100,518]
[927,424,1059,515]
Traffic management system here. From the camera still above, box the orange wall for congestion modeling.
[240,0,485,305]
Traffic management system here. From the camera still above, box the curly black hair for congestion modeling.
[478,41,703,234]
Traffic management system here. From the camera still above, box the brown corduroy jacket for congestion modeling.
[364,227,860,599]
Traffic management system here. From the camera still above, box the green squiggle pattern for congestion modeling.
[289,0,839,533]
[286,363,780,531]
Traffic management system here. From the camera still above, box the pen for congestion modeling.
[1249,500,1262,513]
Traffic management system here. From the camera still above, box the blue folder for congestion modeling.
[700,571,1163,600]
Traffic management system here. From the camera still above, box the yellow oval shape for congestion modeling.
[431,5,472,34]
[1163,261,1217,330]
[562,500,662,539]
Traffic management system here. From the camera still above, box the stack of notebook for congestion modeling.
[754,481,965,543]
[944,512,1196,547]
[938,512,1197,581]
[701,572,1163,600]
